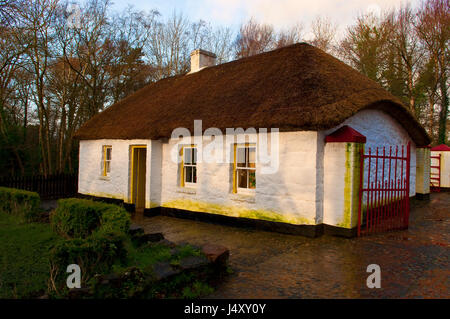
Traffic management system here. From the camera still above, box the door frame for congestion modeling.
[130,145,147,207]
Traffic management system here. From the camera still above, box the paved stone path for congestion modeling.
[134,193,450,298]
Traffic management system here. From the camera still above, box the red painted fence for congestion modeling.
[357,143,411,237]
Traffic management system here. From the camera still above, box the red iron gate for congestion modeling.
[430,153,441,192]
[357,143,411,237]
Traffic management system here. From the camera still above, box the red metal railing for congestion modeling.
[357,143,411,236]
[430,154,441,192]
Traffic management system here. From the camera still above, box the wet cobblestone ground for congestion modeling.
[135,193,450,298]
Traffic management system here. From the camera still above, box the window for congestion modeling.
[234,145,256,192]
[102,145,112,177]
[181,146,197,187]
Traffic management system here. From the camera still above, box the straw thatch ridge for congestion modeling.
[74,43,430,146]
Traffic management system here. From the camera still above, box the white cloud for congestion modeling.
[188,0,420,32]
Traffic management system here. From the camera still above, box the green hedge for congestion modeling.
[50,231,128,291]
[50,198,130,239]
[49,198,131,294]
[0,187,41,222]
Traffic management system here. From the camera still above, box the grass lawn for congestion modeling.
[0,213,61,298]
[0,211,214,299]
[110,242,214,298]
[119,242,202,271]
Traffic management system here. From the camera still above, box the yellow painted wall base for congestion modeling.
[146,201,160,209]
[80,191,124,201]
[80,192,315,225]
[80,192,161,209]
[161,199,315,225]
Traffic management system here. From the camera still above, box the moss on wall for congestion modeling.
[339,143,364,228]
[145,201,160,209]
[161,199,315,225]
[80,192,161,209]
[81,191,124,201]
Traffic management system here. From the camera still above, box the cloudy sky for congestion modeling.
[112,0,421,36]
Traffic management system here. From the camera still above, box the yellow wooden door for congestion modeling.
[131,146,146,209]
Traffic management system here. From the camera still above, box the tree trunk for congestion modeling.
[58,105,66,173]
[38,107,48,176]
[407,68,415,112]
[438,73,449,144]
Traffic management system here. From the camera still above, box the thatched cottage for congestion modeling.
[74,43,431,237]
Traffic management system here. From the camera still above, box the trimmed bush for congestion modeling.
[0,187,41,222]
[50,231,128,293]
[48,198,131,294]
[98,205,132,235]
[50,198,130,239]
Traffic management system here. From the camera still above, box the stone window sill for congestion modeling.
[176,187,197,195]
[99,176,111,181]
[230,193,256,203]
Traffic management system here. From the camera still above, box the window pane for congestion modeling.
[185,166,193,183]
[105,161,110,173]
[237,148,245,167]
[106,147,112,160]
[193,166,197,183]
[184,148,192,164]
[249,170,256,189]
[237,169,248,188]
[192,148,197,165]
[248,147,256,168]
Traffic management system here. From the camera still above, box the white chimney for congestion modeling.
[189,49,216,74]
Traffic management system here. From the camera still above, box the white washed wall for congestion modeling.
[322,143,347,227]
[323,109,417,197]
[78,139,153,206]
[78,133,322,224]
[160,131,322,225]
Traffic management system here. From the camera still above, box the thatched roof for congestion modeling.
[74,43,430,146]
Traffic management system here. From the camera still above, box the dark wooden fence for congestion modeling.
[0,174,78,200]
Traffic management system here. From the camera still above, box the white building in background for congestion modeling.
[431,144,450,189]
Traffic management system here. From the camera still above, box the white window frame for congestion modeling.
[102,145,112,177]
[182,146,197,187]
[235,145,256,192]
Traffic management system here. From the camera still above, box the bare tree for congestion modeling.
[309,16,337,53]
[235,18,274,58]
[205,26,234,64]
[274,23,303,48]
[384,5,425,113]
[0,23,28,174]
[108,7,155,102]
[16,0,59,175]
[415,0,449,144]
[339,13,390,83]
[146,11,191,79]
